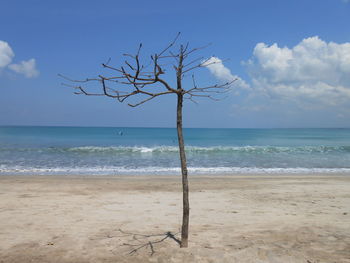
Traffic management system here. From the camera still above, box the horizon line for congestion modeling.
[0,125,349,129]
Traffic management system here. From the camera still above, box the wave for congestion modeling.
[2,145,350,154]
[1,165,350,175]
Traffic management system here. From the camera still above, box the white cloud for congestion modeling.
[9,58,39,78]
[203,56,250,90]
[0,40,39,78]
[245,36,350,106]
[0,40,14,68]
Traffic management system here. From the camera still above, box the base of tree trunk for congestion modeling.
[180,239,188,248]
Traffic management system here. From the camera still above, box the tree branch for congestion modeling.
[61,33,233,107]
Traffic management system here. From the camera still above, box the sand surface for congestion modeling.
[0,175,349,263]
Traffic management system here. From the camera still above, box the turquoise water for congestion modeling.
[1,126,350,175]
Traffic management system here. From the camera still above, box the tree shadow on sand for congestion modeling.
[114,229,181,256]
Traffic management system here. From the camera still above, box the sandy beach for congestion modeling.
[0,175,349,263]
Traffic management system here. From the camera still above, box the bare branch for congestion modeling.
[58,74,100,83]
[137,43,142,57]
[104,57,112,65]
[183,56,205,69]
[184,94,199,104]
[128,90,173,107]
[158,32,181,57]
[125,60,135,71]
[184,77,236,102]
[183,43,212,57]
[74,86,105,96]
[61,34,233,109]
[102,63,124,73]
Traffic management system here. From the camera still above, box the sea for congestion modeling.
[0,126,350,176]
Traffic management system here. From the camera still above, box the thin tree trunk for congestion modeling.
[176,93,189,248]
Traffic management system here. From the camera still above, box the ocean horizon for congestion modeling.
[1,126,350,175]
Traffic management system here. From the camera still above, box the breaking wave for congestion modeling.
[2,145,350,154]
[1,165,350,175]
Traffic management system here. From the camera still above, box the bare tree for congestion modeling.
[60,33,234,248]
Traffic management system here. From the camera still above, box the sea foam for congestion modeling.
[1,165,350,176]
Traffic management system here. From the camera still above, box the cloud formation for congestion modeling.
[0,40,39,78]
[0,41,14,68]
[246,36,350,106]
[203,56,250,90]
[9,59,39,78]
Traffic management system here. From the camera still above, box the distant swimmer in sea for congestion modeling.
[118,131,123,136]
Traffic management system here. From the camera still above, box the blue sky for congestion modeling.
[1,0,350,128]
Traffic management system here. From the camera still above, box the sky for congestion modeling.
[0,0,350,128]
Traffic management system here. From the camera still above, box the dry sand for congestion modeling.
[0,175,349,263]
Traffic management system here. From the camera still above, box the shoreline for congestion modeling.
[1,174,349,262]
[2,167,350,176]
[1,171,350,177]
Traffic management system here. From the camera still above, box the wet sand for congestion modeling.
[0,175,349,263]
